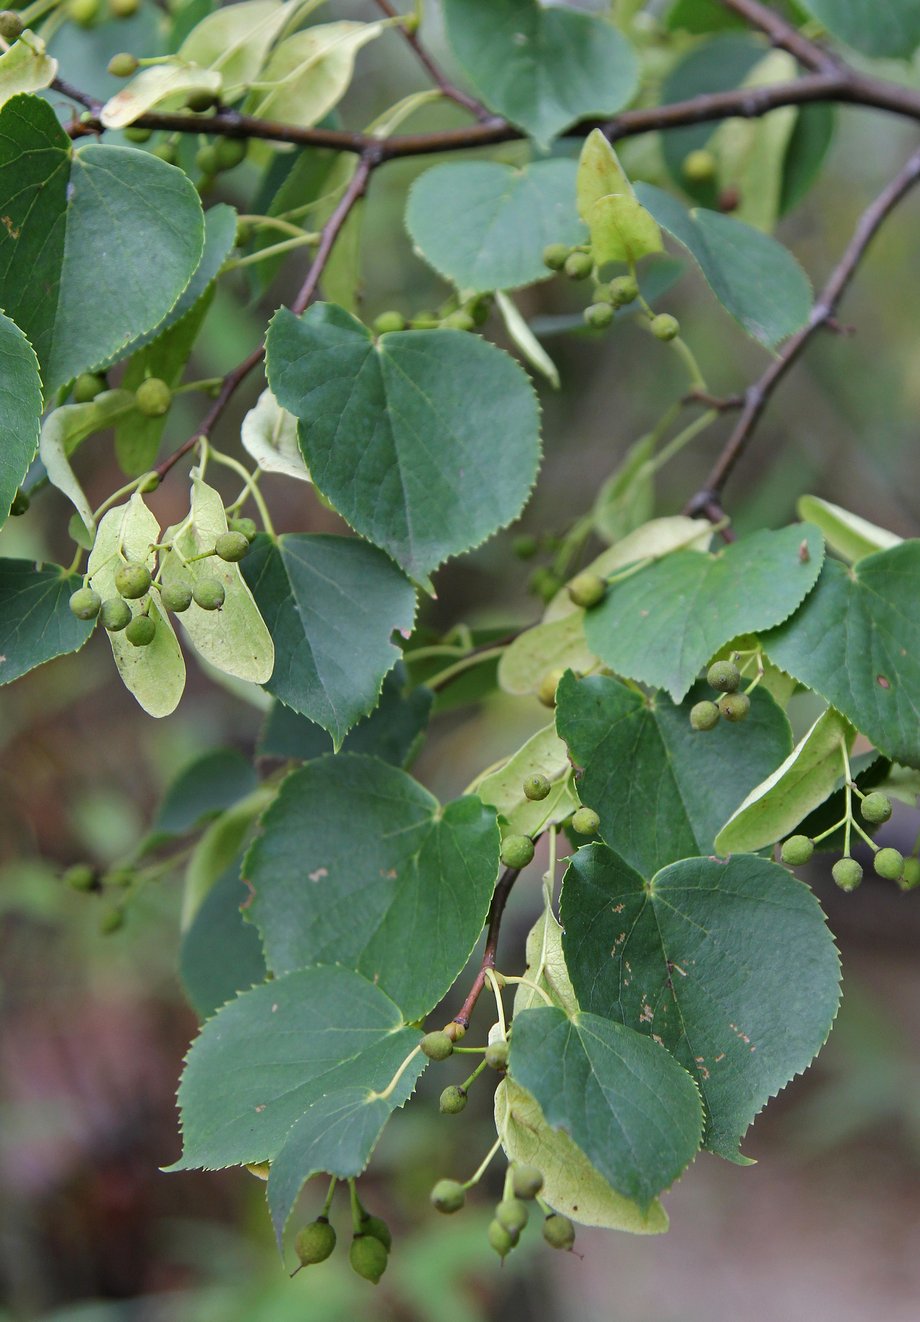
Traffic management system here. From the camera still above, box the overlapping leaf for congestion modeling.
[0,311,42,527]
[798,0,920,58]
[0,560,95,685]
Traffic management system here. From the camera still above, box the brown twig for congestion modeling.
[685,144,920,518]
[453,868,520,1030]
[372,0,490,119]
[718,0,840,73]
[154,152,376,480]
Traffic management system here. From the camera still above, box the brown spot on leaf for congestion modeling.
[877,674,891,689]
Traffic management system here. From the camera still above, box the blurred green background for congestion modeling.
[3,2,920,1319]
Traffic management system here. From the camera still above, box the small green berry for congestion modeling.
[100,597,132,632]
[537,667,566,709]
[528,567,561,602]
[107,52,138,78]
[373,310,406,335]
[161,580,194,613]
[214,530,250,563]
[496,1197,528,1236]
[109,0,140,15]
[420,1030,453,1061]
[9,488,29,516]
[571,806,601,836]
[69,586,102,620]
[67,0,99,26]
[193,578,225,611]
[564,250,594,281]
[542,1213,576,1251]
[229,516,258,542]
[523,773,551,802]
[682,148,717,183]
[105,867,135,888]
[860,791,892,825]
[511,1165,544,1200]
[707,659,740,693]
[832,857,862,891]
[512,533,538,559]
[360,1215,391,1251]
[349,1233,387,1285]
[467,294,492,325]
[124,126,152,143]
[584,302,614,329]
[718,692,751,723]
[138,472,160,494]
[439,1085,467,1115]
[63,863,96,891]
[488,1219,515,1258]
[898,857,920,891]
[114,562,151,599]
[152,142,179,166]
[0,11,24,41]
[651,312,680,341]
[501,834,535,870]
[874,847,904,881]
[567,571,607,609]
[186,88,220,113]
[543,243,571,271]
[135,377,172,417]
[73,372,106,403]
[431,1179,465,1213]
[214,137,247,171]
[690,700,720,732]
[125,614,156,647]
[607,274,639,307]
[442,310,475,331]
[484,1039,509,1072]
[409,311,439,329]
[295,1217,336,1266]
[780,835,814,867]
[100,906,124,934]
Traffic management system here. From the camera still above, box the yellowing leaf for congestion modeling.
[0,31,57,108]
[473,724,578,836]
[245,21,385,129]
[87,495,186,717]
[513,910,579,1017]
[577,128,634,219]
[240,388,309,482]
[39,390,137,537]
[797,494,901,563]
[495,291,559,388]
[179,0,290,93]
[101,63,224,130]
[576,129,663,265]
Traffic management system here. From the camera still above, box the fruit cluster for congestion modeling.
[690,659,751,730]
[542,242,680,341]
[779,788,920,892]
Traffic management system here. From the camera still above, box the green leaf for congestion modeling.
[240,388,308,482]
[442,0,639,149]
[560,846,841,1159]
[508,1005,703,1207]
[583,524,825,702]
[762,545,920,768]
[40,390,137,536]
[161,473,274,686]
[181,784,275,927]
[577,131,663,266]
[555,671,792,876]
[715,707,855,854]
[0,31,57,107]
[258,664,432,767]
[170,965,424,1171]
[798,0,920,58]
[155,748,259,837]
[495,1078,669,1233]
[0,311,42,527]
[179,853,267,1020]
[245,753,500,1020]
[404,159,584,294]
[666,0,746,32]
[244,21,384,128]
[0,94,204,394]
[592,434,656,545]
[780,105,836,215]
[240,532,416,748]
[512,909,578,1017]
[0,560,94,685]
[100,62,224,128]
[179,0,290,91]
[797,494,901,563]
[265,302,541,584]
[87,494,186,718]
[472,724,579,838]
[636,184,812,346]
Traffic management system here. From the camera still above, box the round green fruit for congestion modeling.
[73,372,106,403]
[537,667,566,709]
[109,0,140,15]
[501,834,535,869]
[511,1165,544,1200]
[542,243,571,271]
[512,533,538,559]
[707,659,740,693]
[67,0,99,27]
[229,516,258,542]
[484,1040,509,1072]
[64,863,96,891]
[214,137,247,171]
[571,806,600,836]
[442,310,475,331]
[215,531,250,562]
[780,835,814,867]
[349,1234,387,1285]
[373,310,406,334]
[100,906,124,934]
[690,700,720,732]
[69,586,102,620]
[488,1219,515,1258]
[523,773,551,802]
[135,377,172,417]
[295,1218,336,1266]
[0,11,24,41]
[161,580,194,613]
[114,562,151,599]
[430,1179,465,1213]
[860,791,892,824]
[567,571,607,609]
[832,857,862,891]
[361,1215,391,1251]
[194,578,225,611]
[529,567,561,602]
[420,1030,453,1061]
[899,857,920,891]
[874,847,904,881]
[124,126,152,143]
[496,1197,528,1235]
[564,250,594,280]
[439,1085,467,1115]
[542,1213,576,1251]
[682,148,717,183]
[10,488,29,516]
[152,142,179,166]
[125,614,156,647]
[186,88,220,113]
[584,302,614,329]
[651,312,680,341]
[107,52,138,78]
[718,692,750,723]
[100,597,132,632]
[607,275,639,308]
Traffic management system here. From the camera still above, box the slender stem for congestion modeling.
[686,144,920,517]
[226,232,318,271]
[207,449,276,537]
[668,336,707,393]
[372,0,489,118]
[485,968,506,1037]
[367,1044,422,1102]
[425,645,506,691]
[321,1176,337,1219]
[462,1135,503,1190]
[459,1056,490,1093]
[498,975,553,1008]
[453,867,520,1030]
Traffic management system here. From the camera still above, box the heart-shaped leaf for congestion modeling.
[583,524,824,702]
[762,545,920,768]
[245,753,500,1019]
[560,846,841,1159]
[0,560,95,685]
[0,30,57,108]
[265,302,541,585]
[240,389,307,482]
